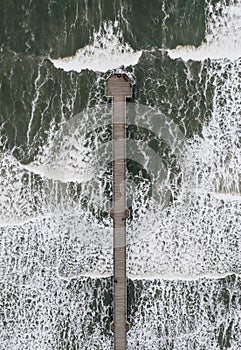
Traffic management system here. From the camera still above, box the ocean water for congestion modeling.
[0,0,240,349]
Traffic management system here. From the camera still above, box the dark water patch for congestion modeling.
[0,48,96,162]
[134,50,214,138]
[123,0,206,50]
[0,0,206,57]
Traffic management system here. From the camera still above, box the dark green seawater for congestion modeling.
[0,0,240,349]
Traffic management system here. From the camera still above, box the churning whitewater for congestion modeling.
[50,22,142,73]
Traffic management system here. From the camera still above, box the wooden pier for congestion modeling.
[106,74,132,350]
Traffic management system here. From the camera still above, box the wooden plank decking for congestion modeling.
[106,74,132,350]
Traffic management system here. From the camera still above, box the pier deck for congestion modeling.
[106,74,132,350]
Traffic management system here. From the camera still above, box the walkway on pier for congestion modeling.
[106,74,132,350]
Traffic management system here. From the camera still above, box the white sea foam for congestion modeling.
[23,117,96,183]
[127,276,241,349]
[0,152,112,279]
[212,192,241,201]
[129,271,240,281]
[127,55,241,278]
[167,1,241,61]
[50,21,142,72]
[22,161,93,183]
